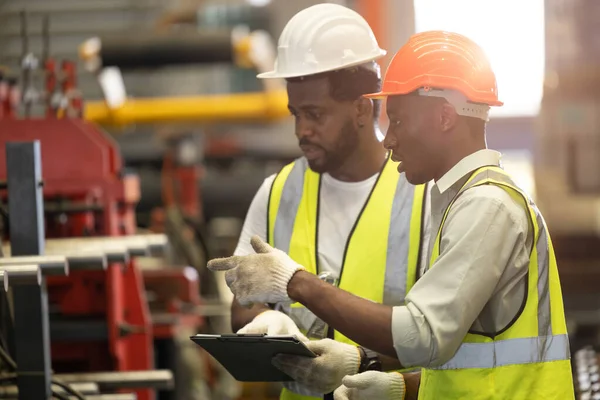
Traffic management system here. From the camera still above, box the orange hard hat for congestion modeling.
[365,30,503,107]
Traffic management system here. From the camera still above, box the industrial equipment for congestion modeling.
[535,0,600,393]
[0,6,293,399]
[79,25,287,127]
[0,11,212,400]
[573,347,600,400]
[0,141,175,399]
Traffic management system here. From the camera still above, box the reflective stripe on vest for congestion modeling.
[432,333,570,370]
[273,157,307,255]
[421,166,573,400]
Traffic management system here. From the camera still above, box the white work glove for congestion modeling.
[272,338,360,394]
[207,235,304,306]
[333,371,406,400]
[238,310,308,342]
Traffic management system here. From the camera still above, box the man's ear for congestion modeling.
[440,102,459,132]
[355,97,373,128]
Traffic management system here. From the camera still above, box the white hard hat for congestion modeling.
[257,3,386,79]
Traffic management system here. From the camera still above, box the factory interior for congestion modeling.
[0,0,597,399]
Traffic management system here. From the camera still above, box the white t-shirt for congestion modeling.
[234,171,431,280]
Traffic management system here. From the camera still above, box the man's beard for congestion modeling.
[303,119,359,174]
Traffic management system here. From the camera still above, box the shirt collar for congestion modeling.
[435,149,502,194]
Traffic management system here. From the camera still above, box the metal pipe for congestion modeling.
[84,90,290,127]
[41,14,50,64]
[88,236,150,257]
[0,271,8,292]
[0,256,68,276]
[20,10,31,118]
[80,30,235,71]
[0,382,99,397]
[73,395,136,400]
[45,234,166,245]
[45,243,130,264]
[62,254,107,271]
[3,234,167,263]
[53,382,98,395]
[0,245,111,270]
[5,265,42,286]
[46,234,167,257]
[54,370,174,390]
[143,234,169,256]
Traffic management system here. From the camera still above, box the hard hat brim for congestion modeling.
[363,91,393,99]
[257,50,387,79]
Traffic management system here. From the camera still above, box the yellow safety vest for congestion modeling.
[419,166,574,400]
[268,156,426,400]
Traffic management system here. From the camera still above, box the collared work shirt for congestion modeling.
[391,149,534,367]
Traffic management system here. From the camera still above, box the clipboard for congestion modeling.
[190,333,316,382]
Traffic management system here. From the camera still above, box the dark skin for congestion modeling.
[231,75,387,332]
[282,94,487,357]
[384,94,488,184]
[286,76,387,182]
[404,372,421,400]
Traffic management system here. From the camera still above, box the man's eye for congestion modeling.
[308,112,321,120]
[391,119,401,126]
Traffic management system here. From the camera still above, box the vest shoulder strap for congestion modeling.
[267,157,308,247]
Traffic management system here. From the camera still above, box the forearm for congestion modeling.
[288,271,398,359]
[403,371,421,400]
[380,354,403,371]
[230,298,269,332]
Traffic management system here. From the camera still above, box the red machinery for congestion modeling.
[0,30,208,397]
[0,118,156,399]
[0,11,237,398]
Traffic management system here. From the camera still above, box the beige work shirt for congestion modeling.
[391,149,534,368]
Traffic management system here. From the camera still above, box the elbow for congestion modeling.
[425,348,457,368]
[393,304,462,369]
[421,330,463,368]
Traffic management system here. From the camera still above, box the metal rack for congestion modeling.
[0,140,174,399]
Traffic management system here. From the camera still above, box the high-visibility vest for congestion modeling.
[419,166,574,400]
[267,156,427,400]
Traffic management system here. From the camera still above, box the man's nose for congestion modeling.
[382,130,395,149]
[295,119,313,139]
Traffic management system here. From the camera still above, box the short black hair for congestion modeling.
[286,62,383,118]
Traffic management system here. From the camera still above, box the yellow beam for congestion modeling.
[83,90,290,126]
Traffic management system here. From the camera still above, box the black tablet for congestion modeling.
[190,333,316,382]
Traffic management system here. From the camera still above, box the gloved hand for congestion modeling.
[207,235,304,306]
[238,310,308,342]
[272,339,360,394]
[333,371,405,400]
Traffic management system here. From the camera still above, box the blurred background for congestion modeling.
[0,0,598,399]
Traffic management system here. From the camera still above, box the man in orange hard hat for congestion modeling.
[208,30,575,400]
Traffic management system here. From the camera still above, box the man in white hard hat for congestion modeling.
[227,3,429,400]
